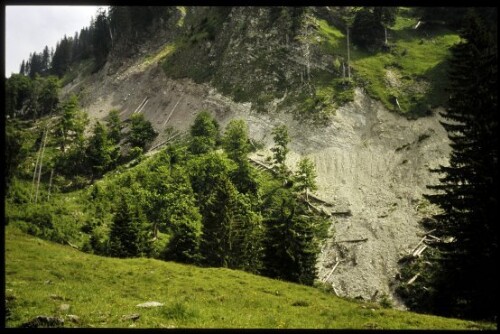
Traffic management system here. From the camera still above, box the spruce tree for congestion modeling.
[295,157,318,201]
[271,125,290,181]
[222,119,258,194]
[92,8,112,70]
[351,7,385,51]
[163,170,203,264]
[421,11,498,321]
[262,188,325,285]
[106,109,122,145]
[19,60,26,76]
[127,113,158,151]
[189,111,220,155]
[188,152,237,267]
[86,121,115,179]
[108,195,142,258]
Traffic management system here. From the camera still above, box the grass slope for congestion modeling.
[5,226,493,329]
[315,8,460,116]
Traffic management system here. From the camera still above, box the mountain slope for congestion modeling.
[5,226,492,329]
[57,6,458,307]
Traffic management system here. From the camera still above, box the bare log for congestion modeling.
[407,273,420,285]
[413,245,428,257]
[133,97,148,114]
[410,236,427,254]
[163,96,182,126]
[67,241,79,249]
[323,258,342,282]
[336,238,368,243]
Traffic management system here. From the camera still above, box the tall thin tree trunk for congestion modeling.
[108,25,114,48]
[34,127,49,204]
[384,27,388,44]
[346,26,351,79]
[47,169,54,201]
[31,134,43,203]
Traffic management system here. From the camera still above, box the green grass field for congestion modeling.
[5,226,494,329]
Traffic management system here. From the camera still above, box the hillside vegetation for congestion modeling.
[5,6,497,325]
[5,226,493,329]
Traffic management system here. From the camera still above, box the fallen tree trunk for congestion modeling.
[336,238,368,243]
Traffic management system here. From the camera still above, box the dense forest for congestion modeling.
[5,6,498,324]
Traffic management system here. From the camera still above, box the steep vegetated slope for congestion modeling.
[58,7,459,307]
[7,6,461,311]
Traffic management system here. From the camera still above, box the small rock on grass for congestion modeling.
[20,316,64,328]
[66,315,80,323]
[59,304,71,312]
[122,314,140,321]
[136,301,164,308]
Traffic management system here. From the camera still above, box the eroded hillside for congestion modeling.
[60,6,454,307]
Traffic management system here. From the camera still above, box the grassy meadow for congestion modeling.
[5,226,494,329]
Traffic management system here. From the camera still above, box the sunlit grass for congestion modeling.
[5,226,494,329]
[311,12,460,116]
[142,43,178,68]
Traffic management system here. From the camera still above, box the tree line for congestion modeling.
[5,80,329,286]
[86,111,328,286]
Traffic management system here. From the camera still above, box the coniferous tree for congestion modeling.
[55,95,89,177]
[106,109,123,145]
[109,6,132,44]
[28,52,44,78]
[262,188,325,285]
[127,113,158,151]
[86,121,116,179]
[351,7,385,51]
[222,119,258,194]
[188,152,238,267]
[108,195,142,258]
[401,10,498,321]
[19,60,26,76]
[189,111,220,155]
[92,8,112,70]
[163,169,203,264]
[36,76,59,116]
[51,36,73,77]
[295,157,318,201]
[271,125,290,181]
[41,46,51,75]
[374,7,398,45]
